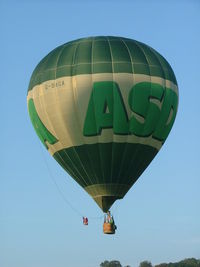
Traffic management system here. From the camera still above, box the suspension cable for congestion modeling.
[37,141,104,220]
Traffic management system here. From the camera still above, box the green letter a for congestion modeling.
[28,99,58,149]
[83,81,128,136]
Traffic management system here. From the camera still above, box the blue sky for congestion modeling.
[1,1,200,267]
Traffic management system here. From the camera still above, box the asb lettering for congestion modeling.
[83,81,178,142]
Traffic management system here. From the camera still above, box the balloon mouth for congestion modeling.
[84,183,131,212]
[93,196,121,212]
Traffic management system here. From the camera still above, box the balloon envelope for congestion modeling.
[27,36,178,212]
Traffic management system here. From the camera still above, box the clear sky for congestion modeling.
[1,1,200,267]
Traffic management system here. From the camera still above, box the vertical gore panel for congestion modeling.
[93,40,112,62]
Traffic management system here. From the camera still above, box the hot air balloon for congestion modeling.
[27,36,178,233]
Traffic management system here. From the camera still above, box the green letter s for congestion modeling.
[129,82,164,137]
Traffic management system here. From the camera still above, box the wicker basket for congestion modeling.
[103,222,115,234]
